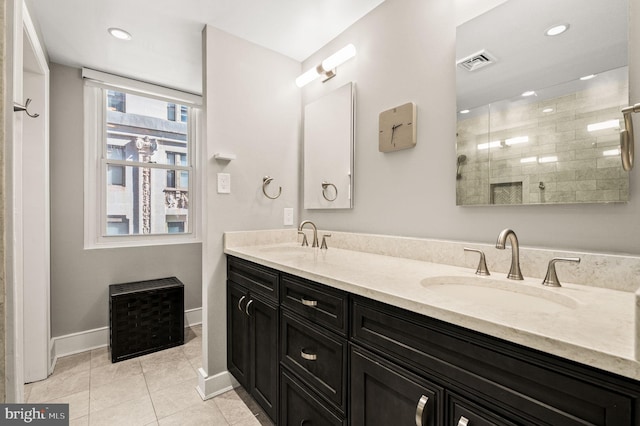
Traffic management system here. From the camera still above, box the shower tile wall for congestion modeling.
[456,72,628,205]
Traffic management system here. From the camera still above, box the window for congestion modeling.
[83,68,201,248]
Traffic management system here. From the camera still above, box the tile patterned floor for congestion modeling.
[24,326,275,426]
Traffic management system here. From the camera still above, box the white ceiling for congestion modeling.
[26,0,386,94]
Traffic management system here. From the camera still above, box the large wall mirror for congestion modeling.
[456,0,629,206]
[304,82,355,209]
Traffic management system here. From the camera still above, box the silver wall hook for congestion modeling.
[14,98,40,118]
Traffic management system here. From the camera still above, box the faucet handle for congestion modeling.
[298,231,309,247]
[542,257,580,287]
[464,248,490,276]
[320,234,331,250]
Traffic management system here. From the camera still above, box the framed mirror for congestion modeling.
[303,82,355,209]
[456,0,629,206]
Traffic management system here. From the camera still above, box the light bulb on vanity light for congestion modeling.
[296,44,357,88]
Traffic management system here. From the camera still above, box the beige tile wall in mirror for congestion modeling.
[456,0,629,206]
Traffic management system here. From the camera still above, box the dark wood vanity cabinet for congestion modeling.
[279,273,349,425]
[226,257,279,421]
[226,256,640,425]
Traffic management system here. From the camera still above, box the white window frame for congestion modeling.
[83,69,203,249]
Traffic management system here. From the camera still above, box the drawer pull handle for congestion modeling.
[300,349,317,361]
[301,298,318,307]
[415,395,429,426]
[245,299,254,316]
[457,416,469,426]
[237,295,246,312]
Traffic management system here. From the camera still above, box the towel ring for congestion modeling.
[321,181,338,202]
[620,102,640,171]
[262,176,282,199]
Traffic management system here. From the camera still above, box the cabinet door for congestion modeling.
[351,346,442,426]
[248,294,279,421]
[227,282,249,388]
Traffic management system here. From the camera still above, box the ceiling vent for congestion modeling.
[456,50,497,72]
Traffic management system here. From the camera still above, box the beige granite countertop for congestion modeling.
[224,230,640,381]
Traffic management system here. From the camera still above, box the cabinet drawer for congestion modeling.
[280,369,346,426]
[448,393,517,426]
[281,310,347,412]
[281,274,348,335]
[227,256,279,301]
[352,296,635,425]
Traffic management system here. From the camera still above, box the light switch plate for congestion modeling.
[217,173,231,194]
[283,208,294,226]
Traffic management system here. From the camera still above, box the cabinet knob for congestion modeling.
[301,298,318,307]
[415,395,429,426]
[457,416,469,426]
[300,349,317,361]
[237,295,246,312]
[245,299,254,316]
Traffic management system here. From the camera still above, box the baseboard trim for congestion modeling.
[196,368,239,400]
[51,307,203,364]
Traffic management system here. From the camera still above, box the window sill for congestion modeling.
[84,234,202,250]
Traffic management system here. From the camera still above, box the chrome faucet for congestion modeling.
[495,228,523,280]
[298,220,319,248]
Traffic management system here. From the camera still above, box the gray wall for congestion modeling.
[203,26,301,374]
[49,63,202,337]
[300,0,640,255]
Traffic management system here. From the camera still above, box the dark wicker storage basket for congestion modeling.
[109,277,184,363]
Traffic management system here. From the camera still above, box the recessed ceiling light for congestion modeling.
[522,90,536,97]
[580,74,597,81]
[108,27,132,41]
[545,24,570,36]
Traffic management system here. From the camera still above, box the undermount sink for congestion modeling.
[421,275,579,313]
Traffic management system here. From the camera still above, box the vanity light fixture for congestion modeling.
[108,27,132,41]
[545,24,570,36]
[587,119,620,132]
[296,44,356,88]
[522,90,536,97]
[580,74,597,81]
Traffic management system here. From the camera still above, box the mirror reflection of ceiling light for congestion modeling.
[296,44,356,88]
[108,27,132,41]
[587,119,620,132]
[545,24,570,36]
[520,156,537,163]
[580,74,597,81]
[459,109,470,114]
[505,136,529,146]
[477,140,502,150]
[542,107,554,113]
[522,90,536,97]
[603,148,621,157]
[538,156,558,163]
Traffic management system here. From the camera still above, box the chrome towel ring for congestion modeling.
[262,176,282,199]
[620,102,640,171]
[321,181,338,202]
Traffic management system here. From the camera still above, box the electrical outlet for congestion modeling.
[217,173,231,194]
[284,208,294,226]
